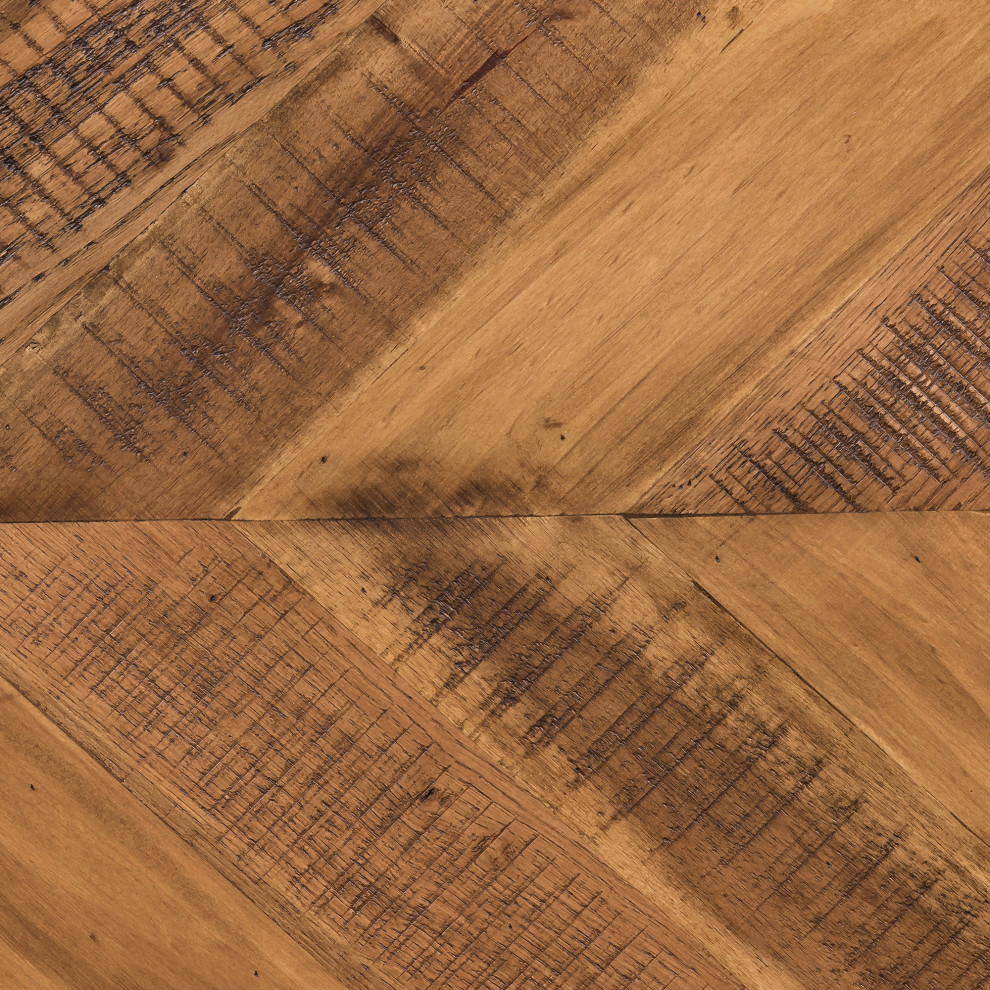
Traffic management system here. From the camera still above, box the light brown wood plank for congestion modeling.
[234,0,990,519]
[241,516,990,990]
[0,0,384,351]
[642,171,990,512]
[0,676,343,989]
[0,938,65,990]
[0,0,758,521]
[632,512,990,846]
[7,0,990,521]
[0,520,744,990]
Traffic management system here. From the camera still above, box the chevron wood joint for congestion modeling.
[0,1,988,989]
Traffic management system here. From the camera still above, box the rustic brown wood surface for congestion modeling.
[0,518,988,989]
[0,522,748,990]
[4,0,990,517]
[2,0,989,987]
[0,676,348,989]
[634,511,990,848]
[241,517,990,990]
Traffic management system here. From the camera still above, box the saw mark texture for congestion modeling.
[0,521,741,990]
[0,0,708,520]
[708,233,990,512]
[0,0,365,302]
[636,166,990,515]
[242,518,990,990]
[3,0,990,982]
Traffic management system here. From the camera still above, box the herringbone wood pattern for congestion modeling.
[1,2,988,988]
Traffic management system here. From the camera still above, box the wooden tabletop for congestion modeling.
[1,1,988,988]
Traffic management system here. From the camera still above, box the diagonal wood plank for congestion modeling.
[242,515,990,990]
[632,511,990,846]
[12,0,990,519]
[0,520,744,990]
[240,0,990,521]
[641,173,990,513]
[0,676,343,989]
[4,0,989,986]
[0,0,384,346]
[0,0,754,521]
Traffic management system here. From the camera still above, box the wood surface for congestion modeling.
[5,0,990,517]
[3,0,990,986]
[634,511,990,847]
[3,517,989,989]
[0,0,382,335]
[0,521,746,990]
[0,675,345,989]
[241,516,990,990]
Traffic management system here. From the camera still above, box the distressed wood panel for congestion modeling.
[242,516,990,990]
[7,0,990,521]
[234,0,990,520]
[0,677,341,989]
[0,0,749,520]
[0,521,741,990]
[632,512,990,846]
[645,169,990,513]
[0,0,383,350]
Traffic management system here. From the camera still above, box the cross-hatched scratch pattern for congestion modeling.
[0,0,700,520]
[270,518,990,990]
[709,233,990,512]
[0,0,344,296]
[0,521,731,990]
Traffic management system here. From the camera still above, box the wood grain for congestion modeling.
[633,512,990,846]
[8,0,990,519]
[645,170,990,513]
[0,676,341,989]
[4,0,990,981]
[0,0,752,520]
[5,1,990,522]
[239,0,990,520]
[0,0,382,346]
[242,516,990,990]
[0,520,743,990]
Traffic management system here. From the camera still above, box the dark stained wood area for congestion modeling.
[0,521,745,990]
[2,517,990,989]
[242,516,990,990]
